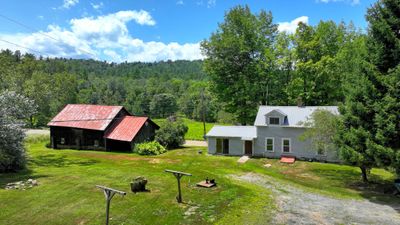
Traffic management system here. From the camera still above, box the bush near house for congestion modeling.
[134,141,166,155]
[155,117,188,149]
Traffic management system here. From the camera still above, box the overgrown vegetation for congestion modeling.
[134,141,166,155]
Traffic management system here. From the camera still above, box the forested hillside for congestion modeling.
[0,16,367,127]
[0,52,219,127]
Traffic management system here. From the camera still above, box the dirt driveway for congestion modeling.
[233,173,400,225]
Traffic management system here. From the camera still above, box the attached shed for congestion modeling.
[207,126,257,156]
[48,104,159,151]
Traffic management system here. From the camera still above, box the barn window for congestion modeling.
[60,138,65,145]
[94,140,99,147]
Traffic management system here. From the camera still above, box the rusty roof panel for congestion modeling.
[47,104,123,131]
[104,116,148,142]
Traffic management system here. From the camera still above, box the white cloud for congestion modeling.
[0,10,203,62]
[91,2,103,10]
[278,16,309,34]
[207,0,216,8]
[316,0,360,6]
[176,0,184,5]
[62,0,79,9]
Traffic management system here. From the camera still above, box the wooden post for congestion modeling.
[165,169,192,203]
[201,89,206,140]
[96,185,126,225]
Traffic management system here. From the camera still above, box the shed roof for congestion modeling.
[47,104,125,131]
[206,126,257,139]
[254,106,339,127]
[104,116,150,142]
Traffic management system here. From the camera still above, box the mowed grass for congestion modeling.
[0,139,396,224]
[0,141,273,225]
[153,118,217,140]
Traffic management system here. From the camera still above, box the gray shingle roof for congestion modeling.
[254,106,339,127]
[206,126,257,139]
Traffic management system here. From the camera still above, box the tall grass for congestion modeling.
[25,134,49,144]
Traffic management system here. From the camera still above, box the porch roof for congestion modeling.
[206,126,256,139]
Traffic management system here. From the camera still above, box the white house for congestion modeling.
[206,106,339,162]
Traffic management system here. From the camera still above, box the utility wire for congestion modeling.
[0,13,96,58]
[0,38,46,56]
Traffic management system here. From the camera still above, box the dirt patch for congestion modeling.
[232,173,400,225]
[184,140,207,147]
[78,153,180,163]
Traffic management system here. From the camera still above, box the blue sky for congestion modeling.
[0,0,375,62]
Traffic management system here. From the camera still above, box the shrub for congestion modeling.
[135,141,166,155]
[155,117,188,149]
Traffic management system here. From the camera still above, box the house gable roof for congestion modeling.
[255,106,339,127]
[104,116,156,142]
[265,109,287,117]
[47,104,126,131]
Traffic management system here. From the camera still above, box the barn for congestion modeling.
[47,104,159,151]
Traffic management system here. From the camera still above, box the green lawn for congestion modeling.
[0,139,396,225]
[153,118,217,140]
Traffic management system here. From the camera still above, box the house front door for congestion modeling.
[244,141,252,155]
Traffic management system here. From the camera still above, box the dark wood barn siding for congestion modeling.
[132,121,158,146]
[50,126,105,150]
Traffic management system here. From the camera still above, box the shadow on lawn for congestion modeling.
[29,153,98,168]
[310,167,400,212]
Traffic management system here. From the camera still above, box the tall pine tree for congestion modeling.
[338,0,400,182]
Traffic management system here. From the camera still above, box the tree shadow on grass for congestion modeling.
[310,167,400,212]
[29,153,99,168]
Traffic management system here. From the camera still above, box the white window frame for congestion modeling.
[60,137,65,145]
[281,138,291,153]
[268,116,280,125]
[265,137,274,152]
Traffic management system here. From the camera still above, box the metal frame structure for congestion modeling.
[96,185,126,225]
[165,169,192,203]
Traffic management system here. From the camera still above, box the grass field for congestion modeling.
[153,118,217,141]
[0,138,396,224]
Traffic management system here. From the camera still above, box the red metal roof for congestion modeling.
[47,104,124,131]
[104,116,148,142]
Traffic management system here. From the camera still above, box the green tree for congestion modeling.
[201,5,277,124]
[0,91,37,172]
[366,0,400,175]
[299,109,340,157]
[338,0,400,181]
[150,93,178,118]
[155,117,188,149]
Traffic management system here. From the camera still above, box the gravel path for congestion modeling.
[184,140,207,147]
[233,173,400,225]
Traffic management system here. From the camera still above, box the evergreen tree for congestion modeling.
[338,0,400,181]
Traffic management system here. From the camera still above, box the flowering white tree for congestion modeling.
[0,91,37,172]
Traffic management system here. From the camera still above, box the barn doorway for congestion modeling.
[244,140,252,155]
